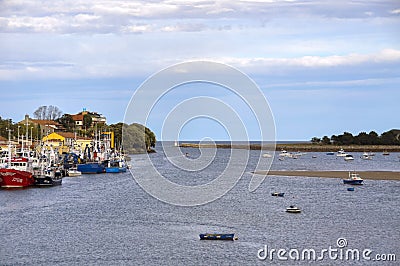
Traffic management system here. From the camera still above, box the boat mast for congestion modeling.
[26,117,29,154]
[7,128,12,166]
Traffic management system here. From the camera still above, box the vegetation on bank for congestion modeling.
[311,129,400,146]
[179,143,400,152]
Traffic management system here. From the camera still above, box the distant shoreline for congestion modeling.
[179,143,400,152]
[253,170,400,181]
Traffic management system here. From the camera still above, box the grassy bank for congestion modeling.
[179,143,400,152]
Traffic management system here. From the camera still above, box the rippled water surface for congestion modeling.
[1,146,399,265]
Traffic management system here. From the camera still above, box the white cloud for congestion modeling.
[1,48,398,81]
[217,49,400,70]
[1,0,399,34]
[390,8,400,14]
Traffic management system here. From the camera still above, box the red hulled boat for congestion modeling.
[0,157,35,188]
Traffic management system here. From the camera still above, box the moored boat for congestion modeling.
[361,152,372,160]
[199,233,238,241]
[77,162,105,174]
[337,149,347,157]
[343,172,363,185]
[34,168,62,186]
[105,159,127,173]
[271,192,285,197]
[344,154,354,161]
[0,168,35,188]
[0,156,35,188]
[67,167,82,177]
[286,206,301,213]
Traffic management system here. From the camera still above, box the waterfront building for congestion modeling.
[42,132,91,154]
[70,109,106,130]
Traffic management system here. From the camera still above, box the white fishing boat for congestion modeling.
[361,152,372,160]
[286,205,301,213]
[262,153,272,158]
[279,150,290,157]
[67,167,82,177]
[337,149,347,157]
[344,154,354,161]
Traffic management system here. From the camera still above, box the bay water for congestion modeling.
[1,145,399,265]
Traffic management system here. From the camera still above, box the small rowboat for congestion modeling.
[271,192,285,197]
[199,233,238,241]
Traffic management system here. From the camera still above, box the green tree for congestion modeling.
[322,136,331,145]
[83,114,92,129]
[122,123,157,154]
[380,131,399,145]
[337,132,354,145]
[57,114,75,131]
[355,132,369,145]
[368,131,379,145]
[311,137,321,144]
[330,135,338,145]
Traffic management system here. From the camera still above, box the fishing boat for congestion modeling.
[337,149,347,157]
[361,152,372,160]
[262,153,272,158]
[105,158,127,173]
[0,168,35,188]
[199,233,238,241]
[286,206,301,213]
[34,167,62,186]
[67,167,82,177]
[77,162,105,174]
[0,157,35,188]
[271,192,285,197]
[343,172,363,185]
[344,154,354,161]
[279,150,290,157]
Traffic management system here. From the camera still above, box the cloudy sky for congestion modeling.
[0,0,399,140]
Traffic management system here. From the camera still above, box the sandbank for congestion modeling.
[253,170,400,181]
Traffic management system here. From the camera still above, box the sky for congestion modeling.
[0,0,399,141]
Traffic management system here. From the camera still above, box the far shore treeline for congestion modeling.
[311,129,400,146]
[0,106,156,154]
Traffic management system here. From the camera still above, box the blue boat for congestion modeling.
[326,152,335,155]
[104,159,127,173]
[105,166,127,173]
[347,187,355,191]
[271,192,285,197]
[199,233,238,241]
[77,163,105,174]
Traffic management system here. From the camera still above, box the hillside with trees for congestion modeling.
[122,123,156,154]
